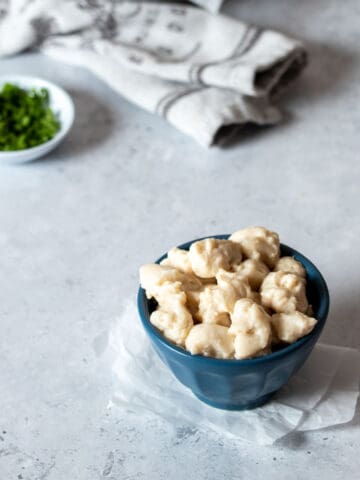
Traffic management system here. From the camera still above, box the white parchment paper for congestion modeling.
[97,302,360,445]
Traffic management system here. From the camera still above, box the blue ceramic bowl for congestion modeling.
[137,235,330,410]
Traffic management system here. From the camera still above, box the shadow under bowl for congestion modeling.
[137,235,330,410]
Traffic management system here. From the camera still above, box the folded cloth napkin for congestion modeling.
[0,1,307,146]
[95,302,360,446]
[191,0,224,12]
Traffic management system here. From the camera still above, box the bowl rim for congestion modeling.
[0,75,75,157]
[137,235,330,366]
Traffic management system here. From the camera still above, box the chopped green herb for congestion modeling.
[0,83,61,151]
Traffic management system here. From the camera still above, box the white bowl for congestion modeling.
[0,75,75,165]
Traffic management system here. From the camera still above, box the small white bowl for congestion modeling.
[0,75,75,165]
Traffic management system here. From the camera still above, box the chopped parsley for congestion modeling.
[0,83,61,151]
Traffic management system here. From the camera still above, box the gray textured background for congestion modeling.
[1,0,359,478]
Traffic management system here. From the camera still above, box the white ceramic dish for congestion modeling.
[0,75,75,165]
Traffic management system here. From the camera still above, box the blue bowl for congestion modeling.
[137,235,330,410]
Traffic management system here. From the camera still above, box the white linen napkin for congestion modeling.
[191,0,224,12]
[95,302,360,446]
[0,1,306,146]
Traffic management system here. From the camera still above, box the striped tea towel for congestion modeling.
[0,1,307,146]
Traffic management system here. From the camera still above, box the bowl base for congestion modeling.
[193,391,276,411]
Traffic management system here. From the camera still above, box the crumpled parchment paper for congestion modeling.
[96,302,360,445]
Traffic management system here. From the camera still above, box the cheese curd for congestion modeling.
[271,311,317,344]
[160,247,193,274]
[260,271,308,313]
[197,287,229,326]
[185,289,202,317]
[188,238,242,278]
[229,298,272,359]
[196,271,252,327]
[185,324,235,359]
[139,264,202,300]
[215,269,253,298]
[150,285,193,347]
[274,256,306,278]
[233,259,269,290]
[230,226,280,268]
[140,227,317,360]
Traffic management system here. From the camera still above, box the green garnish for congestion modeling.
[0,83,61,151]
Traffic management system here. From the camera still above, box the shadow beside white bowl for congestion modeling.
[0,75,75,165]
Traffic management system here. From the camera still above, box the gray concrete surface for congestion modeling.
[1,0,359,478]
